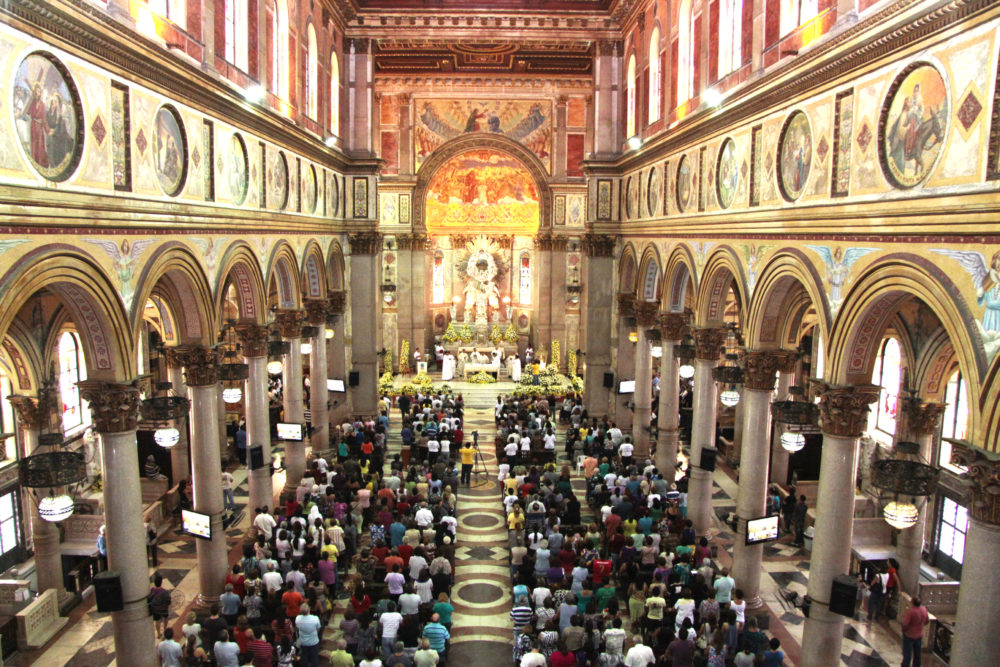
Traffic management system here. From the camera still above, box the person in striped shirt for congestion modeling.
[421,613,451,660]
[511,595,534,634]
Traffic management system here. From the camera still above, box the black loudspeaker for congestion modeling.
[829,574,859,618]
[349,371,360,387]
[93,570,124,612]
[700,447,717,472]
[249,445,264,470]
[603,373,615,389]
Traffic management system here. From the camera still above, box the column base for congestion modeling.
[801,606,845,667]
[111,600,157,667]
[194,593,222,609]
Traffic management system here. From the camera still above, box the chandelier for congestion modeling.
[266,326,290,375]
[673,334,696,379]
[712,325,744,406]
[218,321,249,404]
[300,325,318,355]
[19,436,86,523]
[141,381,190,449]
[871,441,938,530]
[771,386,820,453]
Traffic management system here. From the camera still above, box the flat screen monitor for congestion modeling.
[745,515,781,545]
[181,509,212,540]
[618,380,636,394]
[276,422,304,441]
[327,378,346,392]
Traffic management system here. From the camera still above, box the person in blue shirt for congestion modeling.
[295,604,323,667]
[421,612,451,660]
[763,637,785,666]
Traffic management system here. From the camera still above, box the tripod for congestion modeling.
[471,430,490,487]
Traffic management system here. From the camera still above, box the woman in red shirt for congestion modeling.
[592,551,613,586]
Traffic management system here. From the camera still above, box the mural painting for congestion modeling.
[805,245,879,312]
[931,249,1000,358]
[269,150,288,210]
[716,138,738,209]
[880,63,949,189]
[778,110,812,201]
[229,133,248,206]
[399,194,410,224]
[676,154,692,212]
[353,177,368,218]
[414,99,552,172]
[152,105,187,196]
[330,173,340,217]
[110,82,130,191]
[303,164,317,214]
[647,166,661,217]
[13,52,83,182]
[832,89,854,196]
[567,195,585,227]
[749,125,762,206]
[597,180,612,220]
[424,149,539,235]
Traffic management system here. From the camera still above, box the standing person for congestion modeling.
[421,612,451,661]
[713,568,735,605]
[296,603,323,667]
[148,573,171,640]
[866,567,888,622]
[623,634,655,667]
[96,524,108,569]
[459,441,476,486]
[235,422,247,465]
[900,596,929,667]
[781,490,797,535]
[793,495,808,546]
[222,470,236,512]
[156,628,183,667]
[379,601,404,657]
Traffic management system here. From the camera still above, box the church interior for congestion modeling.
[0,0,999,664]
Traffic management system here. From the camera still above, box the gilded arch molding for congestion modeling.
[216,242,267,325]
[696,246,748,327]
[661,245,698,313]
[746,249,831,350]
[131,242,216,346]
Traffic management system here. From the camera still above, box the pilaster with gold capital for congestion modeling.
[694,327,728,361]
[617,293,636,318]
[349,231,382,255]
[165,346,221,387]
[8,387,59,431]
[635,301,659,328]
[659,313,688,341]
[77,381,142,433]
[743,350,797,392]
[303,298,329,326]
[327,292,347,315]
[274,309,307,338]
[234,323,270,358]
[951,446,1000,525]
[813,382,880,438]
[396,233,429,251]
[582,234,616,257]
[534,235,554,251]
[903,399,947,436]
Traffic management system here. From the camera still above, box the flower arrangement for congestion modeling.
[568,349,578,378]
[385,349,394,375]
[468,371,496,384]
[412,371,434,388]
[459,324,475,343]
[550,340,560,372]
[571,376,585,394]
[503,323,518,343]
[399,340,410,375]
[442,322,460,343]
[489,324,503,344]
[378,371,396,396]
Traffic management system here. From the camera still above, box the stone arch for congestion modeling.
[695,246,748,326]
[265,241,302,309]
[216,242,267,325]
[411,132,553,232]
[979,353,1000,451]
[131,242,216,345]
[0,245,133,381]
[327,241,346,291]
[828,253,985,440]
[661,245,697,312]
[300,240,329,298]
[637,244,663,302]
[746,249,831,350]
[618,243,639,295]
[0,320,43,393]
[911,329,956,401]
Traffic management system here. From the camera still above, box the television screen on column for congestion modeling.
[618,380,636,394]
[181,509,212,540]
[745,515,781,545]
[327,378,346,392]
[276,422,304,441]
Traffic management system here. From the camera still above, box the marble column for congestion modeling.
[217,388,228,460]
[631,302,658,460]
[592,40,623,156]
[583,235,616,416]
[396,235,428,363]
[305,298,330,456]
[235,323,273,513]
[769,358,798,488]
[549,237,568,367]
[614,295,637,428]
[349,232,382,417]
[896,400,946,596]
[77,381,156,666]
[950,445,1000,667]
[534,236,553,357]
[8,391,65,598]
[656,313,688,477]
[732,350,795,610]
[801,383,879,667]
[327,292,349,425]
[166,347,229,606]
[688,327,728,535]
[347,38,374,155]
[275,309,306,496]
[167,364,191,483]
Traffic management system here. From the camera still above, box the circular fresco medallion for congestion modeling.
[879,62,949,189]
[330,174,340,216]
[630,173,640,219]
[228,133,248,205]
[623,175,634,220]
[271,151,288,210]
[716,138,738,209]
[676,154,692,212]
[12,52,84,183]
[647,166,661,217]
[152,105,188,197]
[303,164,317,214]
[778,110,811,201]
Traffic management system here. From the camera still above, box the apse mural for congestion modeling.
[414,99,552,172]
[424,149,540,235]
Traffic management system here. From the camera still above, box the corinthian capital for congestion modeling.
[693,328,728,361]
[349,232,382,255]
[813,381,880,438]
[951,444,1000,525]
[658,313,688,342]
[235,322,270,358]
[327,291,347,315]
[7,392,57,432]
[303,298,329,326]
[635,301,659,328]
[165,346,221,387]
[743,350,797,392]
[274,309,307,338]
[903,399,947,436]
[77,381,142,433]
[582,234,616,257]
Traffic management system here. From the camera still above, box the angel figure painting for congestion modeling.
[805,245,879,311]
[425,150,540,235]
[932,249,1000,358]
[13,52,81,182]
[414,99,552,172]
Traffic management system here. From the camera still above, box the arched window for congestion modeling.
[780,0,819,37]
[648,27,661,124]
[330,52,340,136]
[306,24,318,119]
[274,0,289,100]
[625,55,637,139]
[519,253,532,305]
[939,370,970,471]
[868,337,901,438]
[224,0,249,72]
[718,0,743,77]
[149,0,186,29]
[58,331,89,433]
[432,252,445,304]
[677,0,694,105]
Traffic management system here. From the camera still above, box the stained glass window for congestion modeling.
[626,55,637,139]
[869,337,901,438]
[306,24,318,119]
[58,331,87,433]
[224,0,248,71]
[718,0,743,77]
[648,28,661,124]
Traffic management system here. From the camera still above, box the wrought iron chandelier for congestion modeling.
[871,441,938,530]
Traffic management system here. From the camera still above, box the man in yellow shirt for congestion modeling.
[459,442,476,486]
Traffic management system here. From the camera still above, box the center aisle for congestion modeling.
[446,382,515,667]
